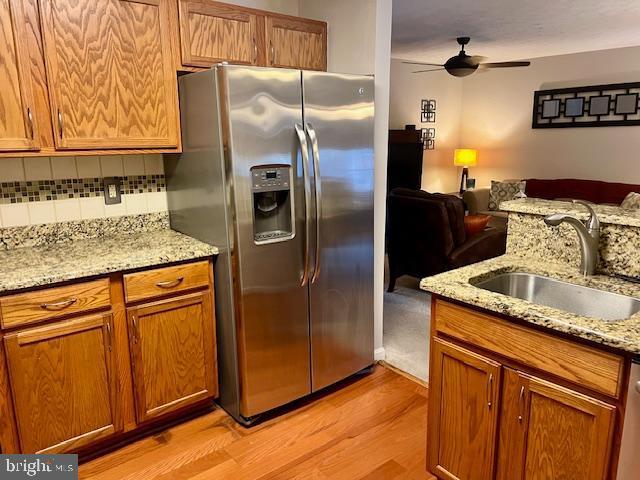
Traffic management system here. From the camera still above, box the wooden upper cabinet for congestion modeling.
[265,15,327,71]
[428,338,502,480]
[0,0,39,151]
[497,368,616,480]
[178,0,260,68]
[127,291,217,423]
[38,0,179,150]
[3,314,121,453]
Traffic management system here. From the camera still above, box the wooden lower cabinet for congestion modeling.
[429,300,622,480]
[428,338,501,480]
[0,260,218,456]
[3,313,120,453]
[127,291,217,423]
[497,368,615,480]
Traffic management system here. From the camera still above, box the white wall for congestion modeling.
[299,0,376,75]
[389,58,462,192]
[300,0,392,361]
[460,46,640,188]
[228,0,298,15]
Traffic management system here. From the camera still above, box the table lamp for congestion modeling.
[454,148,477,195]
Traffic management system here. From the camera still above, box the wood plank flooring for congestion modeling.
[80,365,435,480]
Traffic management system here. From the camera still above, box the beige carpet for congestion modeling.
[383,267,431,382]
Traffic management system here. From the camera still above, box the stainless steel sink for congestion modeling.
[473,272,640,321]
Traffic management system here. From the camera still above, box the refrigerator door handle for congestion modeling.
[295,123,312,286]
[306,123,322,284]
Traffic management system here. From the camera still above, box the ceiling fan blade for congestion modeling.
[403,60,445,67]
[412,68,446,74]
[479,61,531,69]
[468,55,487,64]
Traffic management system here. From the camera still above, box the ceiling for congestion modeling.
[392,0,640,63]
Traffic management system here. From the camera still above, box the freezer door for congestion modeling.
[302,71,375,391]
[220,66,311,417]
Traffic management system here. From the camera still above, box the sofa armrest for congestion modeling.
[463,188,490,215]
[447,228,507,269]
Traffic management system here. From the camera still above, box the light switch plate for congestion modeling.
[103,177,122,205]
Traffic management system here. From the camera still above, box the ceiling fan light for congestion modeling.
[447,67,476,77]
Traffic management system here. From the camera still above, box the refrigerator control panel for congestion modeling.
[251,165,294,245]
[251,166,290,192]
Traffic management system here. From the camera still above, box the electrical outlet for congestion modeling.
[103,177,122,205]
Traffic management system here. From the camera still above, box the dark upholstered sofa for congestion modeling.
[464,178,640,227]
[386,188,507,291]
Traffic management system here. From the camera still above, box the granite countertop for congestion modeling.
[0,230,219,294]
[501,198,640,227]
[420,254,640,355]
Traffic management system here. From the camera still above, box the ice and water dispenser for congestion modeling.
[251,165,294,243]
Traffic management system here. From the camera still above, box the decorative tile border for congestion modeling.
[0,175,165,205]
[0,212,170,251]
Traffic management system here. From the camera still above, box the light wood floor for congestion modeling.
[80,365,434,480]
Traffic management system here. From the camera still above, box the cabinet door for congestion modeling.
[4,314,120,453]
[39,0,179,149]
[496,368,615,480]
[178,0,260,68]
[427,338,502,480]
[127,291,217,423]
[265,15,326,71]
[0,0,39,151]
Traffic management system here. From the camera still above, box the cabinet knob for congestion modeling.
[635,380,640,394]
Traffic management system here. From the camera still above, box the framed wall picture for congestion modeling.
[421,99,436,112]
[564,98,585,117]
[541,99,560,119]
[615,93,638,115]
[532,82,640,128]
[589,95,611,116]
[421,111,435,123]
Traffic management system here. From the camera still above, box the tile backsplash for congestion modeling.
[0,155,167,227]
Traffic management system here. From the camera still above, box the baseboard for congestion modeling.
[374,346,386,361]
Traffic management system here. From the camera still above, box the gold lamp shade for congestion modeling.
[453,148,478,167]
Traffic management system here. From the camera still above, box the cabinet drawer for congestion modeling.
[434,300,625,398]
[0,279,111,329]
[124,261,210,303]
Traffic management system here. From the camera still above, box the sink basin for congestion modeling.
[473,272,640,321]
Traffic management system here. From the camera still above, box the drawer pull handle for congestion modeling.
[156,277,184,289]
[253,38,258,63]
[27,107,34,139]
[486,373,493,409]
[106,321,112,351]
[57,109,64,139]
[40,297,77,310]
[518,385,525,423]
[132,316,139,344]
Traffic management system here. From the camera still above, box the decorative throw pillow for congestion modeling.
[621,192,640,209]
[488,180,526,211]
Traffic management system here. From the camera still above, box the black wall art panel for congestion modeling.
[532,82,640,128]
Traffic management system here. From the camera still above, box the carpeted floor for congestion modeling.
[383,263,431,382]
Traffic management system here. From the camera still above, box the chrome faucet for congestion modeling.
[544,200,600,276]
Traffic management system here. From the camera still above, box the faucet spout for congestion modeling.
[543,201,600,276]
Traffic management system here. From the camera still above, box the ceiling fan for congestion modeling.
[404,37,530,77]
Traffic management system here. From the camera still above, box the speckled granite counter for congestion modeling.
[421,255,640,355]
[501,198,640,227]
[0,229,218,294]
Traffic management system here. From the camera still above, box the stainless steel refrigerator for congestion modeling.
[165,65,374,424]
